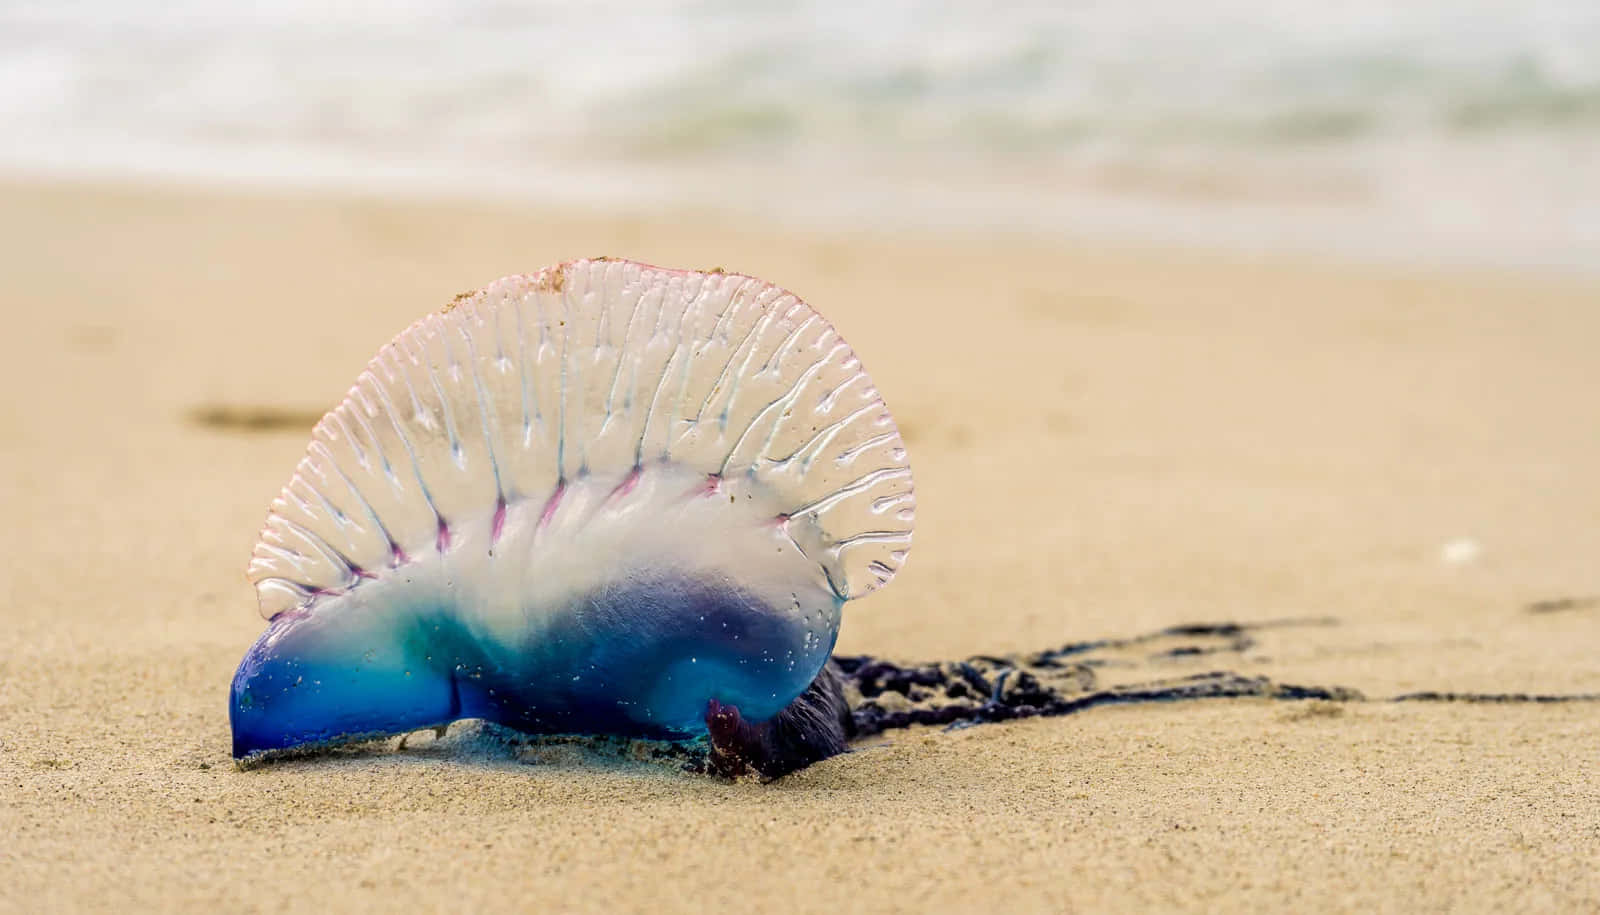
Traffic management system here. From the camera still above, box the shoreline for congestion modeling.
[4,159,1598,281]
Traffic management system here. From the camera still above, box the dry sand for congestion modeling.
[2,178,1597,912]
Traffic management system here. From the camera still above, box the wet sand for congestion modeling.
[2,178,1597,912]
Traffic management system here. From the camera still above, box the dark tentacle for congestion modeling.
[702,616,1600,780]
[704,662,854,779]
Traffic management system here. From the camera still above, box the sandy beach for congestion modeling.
[2,177,1597,912]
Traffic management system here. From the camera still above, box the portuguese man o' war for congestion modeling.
[230,258,915,776]
[229,263,1600,779]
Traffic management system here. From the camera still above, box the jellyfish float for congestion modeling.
[229,258,915,777]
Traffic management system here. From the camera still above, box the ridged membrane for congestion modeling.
[246,258,915,618]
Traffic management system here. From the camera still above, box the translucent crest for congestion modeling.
[247,258,915,617]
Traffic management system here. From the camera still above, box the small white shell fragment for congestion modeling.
[1439,538,1481,565]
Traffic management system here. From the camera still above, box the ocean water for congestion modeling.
[3,0,1598,270]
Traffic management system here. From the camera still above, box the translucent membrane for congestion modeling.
[246,258,915,618]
